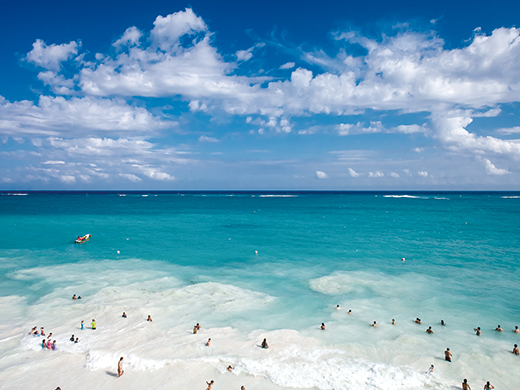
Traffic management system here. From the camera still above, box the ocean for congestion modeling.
[0,191,519,390]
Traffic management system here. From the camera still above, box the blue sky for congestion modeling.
[1,0,520,190]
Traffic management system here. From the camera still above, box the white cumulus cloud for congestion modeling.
[348,168,360,177]
[316,170,328,179]
[26,39,79,71]
[483,159,509,175]
[280,62,295,70]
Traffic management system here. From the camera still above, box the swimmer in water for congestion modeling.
[392,319,395,325]
[91,319,96,330]
[193,326,198,334]
[206,380,214,390]
[495,325,503,331]
[348,309,352,314]
[261,338,269,349]
[414,318,422,324]
[72,294,77,300]
[513,344,519,355]
[483,381,494,389]
[335,304,340,310]
[427,364,434,374]
[147,315,153,322]
[81,320,84,330]
[40,327,45,336]
[196,323,201,331]
[321,323,325,330]
[70,335,75,342]
[462,378,471,390]
[42,339,46,349]
[514,326,519,333]
[118,357,124,377]
[474,327,481,336]
[122,312,127,318]
[441,320,446,326]
[75,337,79,343]
[205,338,211,347]
[444,348,452,362]
[426,326,434,334]
[227,365,233,372]
[52,340,56,350]
[372,321,377,327]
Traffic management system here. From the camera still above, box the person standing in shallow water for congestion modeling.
[321,323,325,330]
[91,319,96,330]
[513,344,519,355]
[261,338,269,349]
[118,357,124,377]
[474,327,481,336]
[483,381,494,389]
[444,348,452,362]
[462,378,471,390]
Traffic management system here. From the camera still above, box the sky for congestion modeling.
[1,0,520,190]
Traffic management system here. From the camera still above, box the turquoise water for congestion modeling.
[0,192,519,390]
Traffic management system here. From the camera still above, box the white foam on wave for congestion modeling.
[1,193,28,196]
[258,195,298,198]
[502,196,520,198]
[383,195,427,199]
